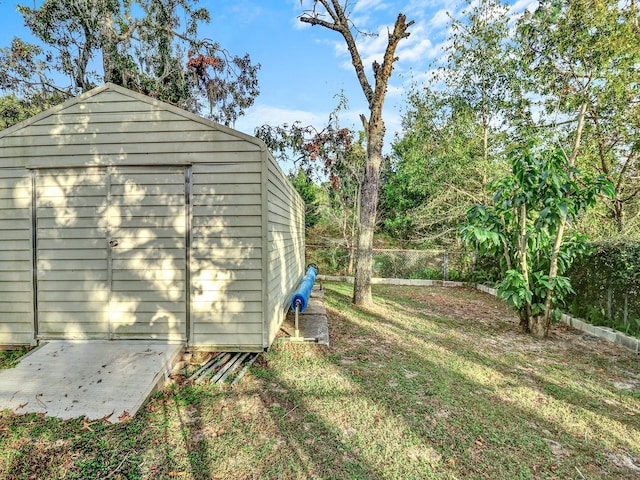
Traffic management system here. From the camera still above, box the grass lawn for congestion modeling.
[1,282,639,479]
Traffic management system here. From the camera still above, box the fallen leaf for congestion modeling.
[118,410,132,422]
[99,410,114,424]
[80,418,96,432]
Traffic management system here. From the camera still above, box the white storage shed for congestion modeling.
[0,83,305,351]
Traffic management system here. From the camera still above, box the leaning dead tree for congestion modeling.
[300,1,413,306]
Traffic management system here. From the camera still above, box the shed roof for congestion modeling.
[0,83,267,152]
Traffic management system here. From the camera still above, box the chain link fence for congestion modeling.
[306,245,474,281]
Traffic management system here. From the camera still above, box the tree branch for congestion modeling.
[300,0,375,104]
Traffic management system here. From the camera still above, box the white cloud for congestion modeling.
[386,83,405,98]
[397,37,437,62]
[353,0,389,14]
[429,8,451,28]
[404,0,454,20]
[234,105,325,135]
[394,22,442,63]
[357,26,390,62]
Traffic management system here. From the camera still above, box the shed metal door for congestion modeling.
[35,167,187,341]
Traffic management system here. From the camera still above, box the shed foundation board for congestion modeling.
[0,341,182,422]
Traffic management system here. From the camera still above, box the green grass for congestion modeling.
[1,283,639,479]
[0,347,29,369]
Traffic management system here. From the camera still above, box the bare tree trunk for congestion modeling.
[353,123,384,304]
[99,14,117,84]
[614,198,625,233]
[347,183,360,275]
[66,0,101,91]
[517,204,533,332]
[499,214,513,271]
[300,2,413,307]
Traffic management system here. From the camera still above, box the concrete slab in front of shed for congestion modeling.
[0,341,182,423]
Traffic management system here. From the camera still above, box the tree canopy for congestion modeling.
[0,0,260,126]
[517,0,640,236]
[384,0,640,246]
[461,146,613,337]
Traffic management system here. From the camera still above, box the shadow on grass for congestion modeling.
[334,284,640,428]
[1,282,638,479]
[253,282,640,478]
[254,382,388,479]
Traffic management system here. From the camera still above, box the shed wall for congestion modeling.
[265,153,306,347]
[0,90,257,169]
[35,168,109,339]
[0,169,33,344]
[190,158,266,350]
[34,166,188,341]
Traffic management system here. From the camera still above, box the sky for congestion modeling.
[0,0,539,159]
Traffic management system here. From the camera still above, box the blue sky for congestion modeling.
[0,0,538,153]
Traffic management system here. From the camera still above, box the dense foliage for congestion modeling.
[289,169,322,229]
[517,0,640,235]
[382,0,640,245]
[567,241,640,337]
[382,90,499,246]
[256,97,365,273]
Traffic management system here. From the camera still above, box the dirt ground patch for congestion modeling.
[397,285,636,359]
[414,285,517,323]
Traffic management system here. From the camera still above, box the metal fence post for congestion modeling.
[442,251,449,281]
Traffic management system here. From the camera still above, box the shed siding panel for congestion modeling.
[265,154,305,348]
[0,131,259,149]
[108,166,187,341]
[190,160,264,349]
[0,170,33,344]
[1,97,260,169]
[35,169,109,339]
[1,153,259,169]
[0,140,258,158]
[34,167,188,341]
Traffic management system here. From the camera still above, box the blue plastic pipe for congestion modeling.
[290,265,318,313]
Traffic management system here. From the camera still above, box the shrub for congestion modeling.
[566,240,640,337]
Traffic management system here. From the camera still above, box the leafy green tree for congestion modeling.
[517,0,640,235]
[289,168,322,229]
[0,0,259,126]
[0,92,66,129]
[461,146,613,337]
[443,0,516,175]
[382,89,492,246]
[381,0,520,246]
[256,95,365,271]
